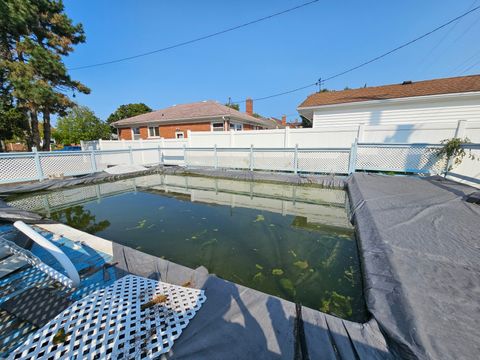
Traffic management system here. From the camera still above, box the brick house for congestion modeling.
[112,99,278,140]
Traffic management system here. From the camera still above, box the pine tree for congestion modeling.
[0,0,89,150]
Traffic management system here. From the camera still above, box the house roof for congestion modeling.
[298,74,480,108]
[112,100,275,128]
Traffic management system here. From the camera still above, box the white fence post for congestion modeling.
[98,139,103,150]
[183,144,187,168]
[455,120,467,138]
[294,144,298,174]
[214,144,218,169]
[33,147,44,181]
[284,127,290,148]
[139,138,145,165]
[348,139,358,174]
[90,150,97,173]
[128,146,134,165]
[158,145,163,165]
[249,144,254,171]
[80,140,85,151]
[357,123,365,142]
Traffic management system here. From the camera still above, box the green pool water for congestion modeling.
[8,174,367,322]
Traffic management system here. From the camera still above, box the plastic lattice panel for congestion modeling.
[10,275,206,360]
[252,150,294,171]
[356,144,446,174]
[0,156,38,183]
[185,149,215,167]
[217,150,250,169]
[40,153,93,177]
[297,150,349,174]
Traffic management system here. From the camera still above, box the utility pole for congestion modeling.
[318,77,322,92]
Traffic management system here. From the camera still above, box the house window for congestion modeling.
[131,127,141,140]
[211,122,224,132]
[231,123,243,131]
[148,126,160,137]
[175,131,184,139]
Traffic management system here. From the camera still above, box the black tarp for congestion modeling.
[347,174,480,360]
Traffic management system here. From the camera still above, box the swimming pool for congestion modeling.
[7,174,367,322]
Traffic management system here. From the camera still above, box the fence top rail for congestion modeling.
[358,142,444,147]
[185,146,351,152]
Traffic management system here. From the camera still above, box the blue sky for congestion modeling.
[62,0,480,123]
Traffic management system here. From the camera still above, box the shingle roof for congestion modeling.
[112,101,274,128]
[298,74,480,108]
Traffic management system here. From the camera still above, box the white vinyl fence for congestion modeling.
[2,142,473,185]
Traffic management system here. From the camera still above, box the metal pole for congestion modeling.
[348,139,358,174]
[214,144,218,169]
[294,144,298,174]
[33,147,44,181]
[249,144,254,171]
[128,146,134,165]
[90,150,97,173]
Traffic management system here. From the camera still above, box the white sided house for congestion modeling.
[297,75,480,143]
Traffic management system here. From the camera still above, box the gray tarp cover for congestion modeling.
[347,174,480,360]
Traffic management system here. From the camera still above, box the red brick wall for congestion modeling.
[159,123,211,138]
[118,122,213,140]
[117,120,266,140]
[119,128,132,140]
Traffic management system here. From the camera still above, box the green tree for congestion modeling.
[53,106,110,145]
[0,0,89,150]
[224,103,239,111]
[107,103,152,124]
[300,115,312,128]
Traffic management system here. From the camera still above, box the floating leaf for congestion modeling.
[269,224,275,227]
[201,238,218,249]
[253,272,265,282]
[288,250,297,258]
[293,260,309,270]
[191,236,197,240]
[272,268,284,276]
[279,278,295,294]
[255,264,264,270]
[213,228,219,232]
[254,214,265,222]
[158,206,165,211]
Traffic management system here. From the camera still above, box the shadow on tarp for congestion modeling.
[112,243,392,359]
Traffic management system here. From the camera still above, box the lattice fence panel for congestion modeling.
[40,153,93,177]
[356,144,446,174]
[252,150,295,171]
[297,150,350,174]
[0,156,38,183]
[11,275,206,360]
[217,150,250,169]
[185,149,215,167]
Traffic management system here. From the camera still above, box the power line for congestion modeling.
[233,4,480,104]
[68,0,320,71]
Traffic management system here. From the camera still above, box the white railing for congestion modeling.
[1,142,474,185]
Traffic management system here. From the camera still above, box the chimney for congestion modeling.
[246,98,253,115]
[281,115,287,126]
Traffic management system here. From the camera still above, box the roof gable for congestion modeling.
[298,74,480,108]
